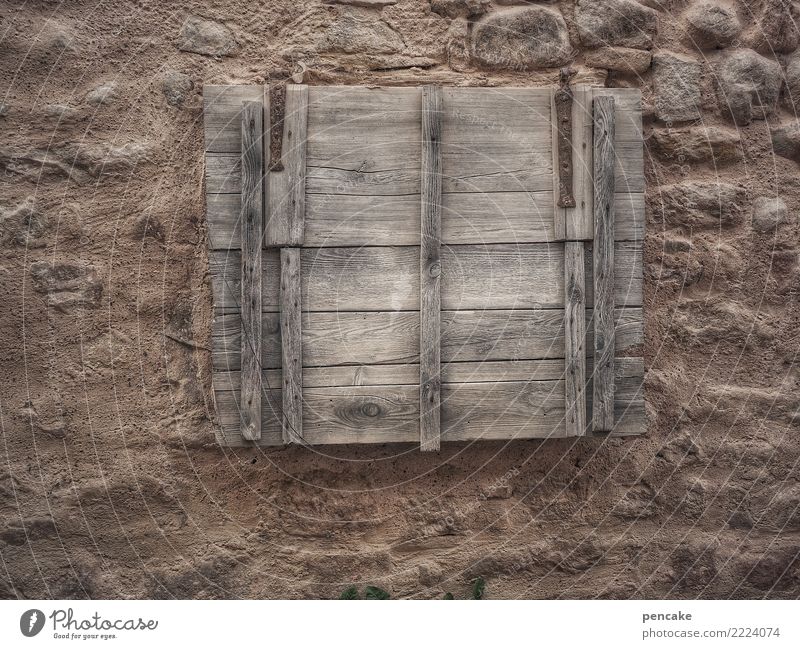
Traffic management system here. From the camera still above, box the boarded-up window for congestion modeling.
[204,85,645,449]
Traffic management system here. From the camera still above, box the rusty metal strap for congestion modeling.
[555,69,576,209]
[268,82,286,172]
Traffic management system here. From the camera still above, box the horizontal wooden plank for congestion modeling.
[211,307,642,370]
[214,358,644,445]
[209,242,641,311]
[204,85,263,153]
[213,356,644,390]
[308,86,422,123]
[207,191,642,248]
[306,165,420,196]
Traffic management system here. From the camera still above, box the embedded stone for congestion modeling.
[429,0,490,19]
[472,6,572,70]
[323,0,397,6]
[716,49,781,125]
[746,0,799,54]
[161,70,194,106]
[752,197,788,231]
[771,121,800,161]
[653,51,702,122]
[178,15,237,57]
[0,198,48,247]
[85,82,117,105]
[584,46,652,74]
[321,8,404,54]
[658,181,746,228]
[576,0,658,50]
[445,18,471,72]
[684,1,741,49]
[29,260,103,310]
[785,53,800,108]
[650,126,742,163]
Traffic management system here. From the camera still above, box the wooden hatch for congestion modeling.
[203,84,645,449]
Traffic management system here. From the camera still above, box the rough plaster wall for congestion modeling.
[1,0,800,599]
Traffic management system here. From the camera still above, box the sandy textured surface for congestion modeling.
[1,0,799,598]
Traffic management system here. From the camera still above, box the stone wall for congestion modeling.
[1,0,799,598]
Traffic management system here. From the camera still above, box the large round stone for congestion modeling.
[716,49,782,125]
[576,0,658,50]
[472,6,572,70]
[685,1,741,49]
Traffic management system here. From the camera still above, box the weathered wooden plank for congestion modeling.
[592,95,616,433]
[206,153,241,194]
[564,241,586,437]
[207,190,641,248]
[588,357,646,436]
[214,356,643,391]
[280,248,303,444]
[214,360,644,445]
[209,242,642,312]
[239,101,264,441]
[212,307,642,370]
[214,359,567,391]
[306,165,420,196]
[613,140,645,194]
[442,88,552,127]
[441,87,552,194]
[567,86,594,240]
[420,85,443,452]
[308,86,421,123]
[267,85,308,246]
[204,85,263,153]
[306,87,421,199]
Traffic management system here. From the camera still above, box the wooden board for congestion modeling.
[202,84,646,447]
[239,101,264,441]
[213,357,645,445]
[209,242,642,312]
[280,248,303,443]
[211,307,643,370]
[266,85,308,246]
[592,95,617,432]
[420,86,443,452]
[564,241,586,437]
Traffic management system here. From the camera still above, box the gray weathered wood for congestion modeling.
[420,85,443,452]
[239,101,263,441]
[212,307,643,371]
[568,87,594,240]
[207,190,642,249]
[204,86,264,152]
[204,85,646,447]
[267,85,308,246]
[208,242,643,312]
[564,241,586,437]
[214,357,642,391]
[592,95,616,432]
[213,358,645,445]
[280,248,303,443]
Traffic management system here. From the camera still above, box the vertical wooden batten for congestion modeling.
[239,100,264,441]
[591,95,616,433]
[420,85,443,452]
[564,241,586,437]
[267,84,308,246]
[280,248,303,444]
